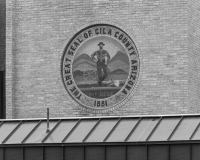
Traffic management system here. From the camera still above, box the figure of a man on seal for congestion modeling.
[91,42,111,86]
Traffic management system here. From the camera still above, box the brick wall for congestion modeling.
[6,0,195,118]
[0,0,6,72]
[188,0,200,113]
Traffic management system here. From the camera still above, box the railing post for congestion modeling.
[46,108,50,133]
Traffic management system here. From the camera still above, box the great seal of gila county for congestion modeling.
[61,24,139,112]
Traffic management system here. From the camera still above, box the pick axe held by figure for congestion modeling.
[107,66,120,87]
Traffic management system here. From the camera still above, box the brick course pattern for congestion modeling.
[188,0,200,113]
[6,0,200,118]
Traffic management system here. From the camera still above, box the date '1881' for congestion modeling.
[94,100,108,107]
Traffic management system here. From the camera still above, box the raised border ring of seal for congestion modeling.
[61,24,140,112]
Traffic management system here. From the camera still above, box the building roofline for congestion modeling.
[1,113,200,122]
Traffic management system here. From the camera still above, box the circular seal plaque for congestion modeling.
[62,24,139,112]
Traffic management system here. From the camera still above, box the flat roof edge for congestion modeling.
[1,113,200,121]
